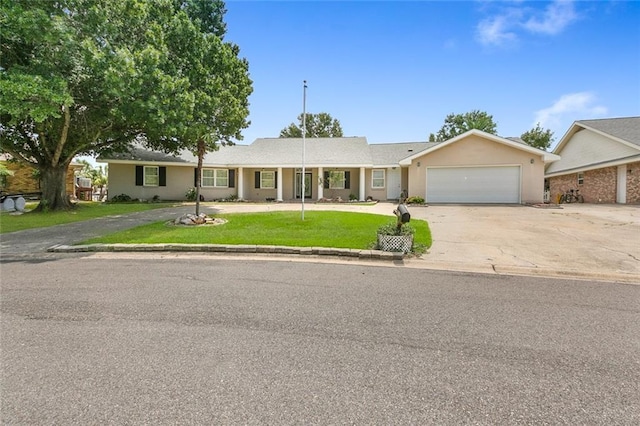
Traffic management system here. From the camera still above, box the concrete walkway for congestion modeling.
[1,202,638,283]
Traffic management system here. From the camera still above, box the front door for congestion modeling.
[295,172,312,199]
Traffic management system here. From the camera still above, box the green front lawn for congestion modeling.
[83,211,432,251]
[0,201,178,234]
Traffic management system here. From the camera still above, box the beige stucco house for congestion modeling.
[545,117,640,204]
[100,130,557,204]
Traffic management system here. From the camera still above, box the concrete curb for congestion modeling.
[46,243,640,284]
[47,243,406,261]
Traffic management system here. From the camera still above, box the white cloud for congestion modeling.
[534,92,608,130]
[523,0,578,35]
[477,15,518,47]
[476,0,580,47]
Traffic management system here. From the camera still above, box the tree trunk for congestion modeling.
[36,164,72,211]
[195,140,205,216]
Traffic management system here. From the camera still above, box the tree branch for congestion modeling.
[52,104,71,167]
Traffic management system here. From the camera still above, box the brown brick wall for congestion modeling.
[1,161,41,193]
[548,162,640,204]
[1,161,79,196]
[627,161,640,204]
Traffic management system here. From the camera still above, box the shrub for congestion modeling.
[185,187,197,201]
[406,196,425,205]
[111,193,132,202]
[377,221,415,236]
[349,193,358,201]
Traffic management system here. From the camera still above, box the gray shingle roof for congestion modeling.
[100,137,374,167]
[577,117,640,147]
[369,142,436,165]
[243,137,372,166]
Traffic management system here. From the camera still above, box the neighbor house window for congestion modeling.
[577,173,584,185]
[144,166,159,186]
[329,171,345,189]
[261,171,275,189]
[202,169,229,187]
[372,169,385,188]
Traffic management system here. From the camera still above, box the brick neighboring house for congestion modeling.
[0,155,83,198]
[545,117,640,204]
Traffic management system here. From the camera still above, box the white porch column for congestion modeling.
[236,167,244,200]
[276,167,283,202]
[317,167,324,200]
[359,167,366,201]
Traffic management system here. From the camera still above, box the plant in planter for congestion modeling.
[377,221,415,253]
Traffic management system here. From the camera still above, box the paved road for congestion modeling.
[2,257,639,424]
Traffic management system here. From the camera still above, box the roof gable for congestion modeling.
[399,129,558,165]
[546,117,640,175]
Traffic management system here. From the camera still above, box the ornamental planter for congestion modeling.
[377,233,413,253]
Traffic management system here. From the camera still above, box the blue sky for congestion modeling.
[222,0,640,149]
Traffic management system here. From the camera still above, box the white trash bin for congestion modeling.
[14,196,26,212]
[3,197,15,211]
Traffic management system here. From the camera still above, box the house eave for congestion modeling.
[99,158,376,169]
[98,159,198,167]
[544,154,640,178]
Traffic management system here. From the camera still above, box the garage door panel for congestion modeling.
[427,166,520,203]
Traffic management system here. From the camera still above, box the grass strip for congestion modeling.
[83,211,432,250]
[0,202,178,234]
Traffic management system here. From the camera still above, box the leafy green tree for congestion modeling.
[279,112,344,138]
[429,110,498,141]
[161,3,252,215]
[0,0,169,210]
[520,123,554,151]
[0,0,250,213]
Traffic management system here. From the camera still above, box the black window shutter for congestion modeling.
[194,168,198,186]
[324,171,329,189]
[159,167,166,187]
[255,171,260,188]
[345,171,351,189]
[229,170,235,188]
[275,171,278,189]
[135,166,143,186]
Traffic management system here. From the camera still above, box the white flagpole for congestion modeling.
[301,80,307,220]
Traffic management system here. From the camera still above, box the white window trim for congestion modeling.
[577,172,584,185]
[261,171,275,189]
[329,171,345,189]
[202,168,229,188]
[144,166,159,187]
[372,169,385,189]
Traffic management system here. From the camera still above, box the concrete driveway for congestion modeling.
[405,203,640,282]
[190,202,639,283]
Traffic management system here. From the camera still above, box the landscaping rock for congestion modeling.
[173,213,227,226]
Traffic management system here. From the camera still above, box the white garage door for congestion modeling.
[426,166,521,203]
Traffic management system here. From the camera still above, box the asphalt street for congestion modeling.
[1,256,639,424]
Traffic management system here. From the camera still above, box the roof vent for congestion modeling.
[408,149,413,152]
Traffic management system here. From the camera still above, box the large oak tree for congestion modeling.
[0,0,251,212]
